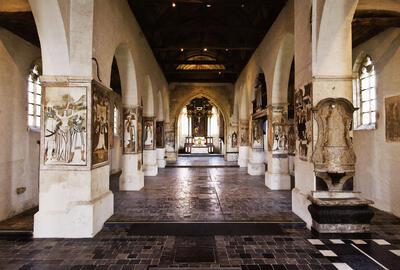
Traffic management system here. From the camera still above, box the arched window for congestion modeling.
[113,105,119,136]
[27,63,42,129]
[354,55,376,129]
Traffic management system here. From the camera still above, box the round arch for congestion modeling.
[173,92,230,126]
[271,33,294,104]
[239,85,249,120]
[114,43,138,106]
[143,75,155,116]
[156,90,164,121]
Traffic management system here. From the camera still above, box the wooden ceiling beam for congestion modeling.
[154,47,255,51]
[352,17,400,28]
[161,60,245,64]
[165,69,239,74]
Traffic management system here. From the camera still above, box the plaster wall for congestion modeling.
[92,0,168,111]
[0,28,41,221]
[352,28,400,217]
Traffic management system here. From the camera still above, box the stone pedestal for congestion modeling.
[247,149,265,175]
[34,166,113,238]
[238,146,249,167]
[156,148,166,168]
[120,154,144,190]
[308,191,374,235]
[265,156,291,190]
[143,149,158,176]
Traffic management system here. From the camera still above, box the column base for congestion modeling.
[238,146,249,167]
[265,172,291,190]
[307,192,374,234]
[248,162,265,175]
[120,154,144,190]
[292,188,312,229]
[143,150,158,176]
[156,148,166,168]
[34,191,113,238]
[120,171,144,191]
[34,165,113,238]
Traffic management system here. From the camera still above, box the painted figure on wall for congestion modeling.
[252,120,263,149]
[44,87,87,165]
[123,107,137,153]
[231,132,238,148]
[144,117,154,150]
[386,95,400,142]
[156,121,164,148]
[92,84,110,165]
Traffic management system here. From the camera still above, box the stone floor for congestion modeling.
[109,162,300,223]
[166,155,239,167]
[1,157,400,269]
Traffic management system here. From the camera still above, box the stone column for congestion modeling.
[265,104,291,190]
[156,121,166,168]
[143,116,158,176]
[120,105,144,191]
[247,118,265,175]
[238,120,249,167]
[34,78,113,238]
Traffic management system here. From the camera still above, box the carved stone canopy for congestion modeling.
[312,98,356,173]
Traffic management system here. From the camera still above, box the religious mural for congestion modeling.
[271,106,288,154]
[156,121,165,148]
[231,132,238,148]
[165,123,175,152]
[239,121,249,146]
[123,106,137,154]
[385,95,400,142]
[252,119,263,149]
[295,83,313,161]
[44,86,87,165]
[144,117,155,150]
[92,83,110,166]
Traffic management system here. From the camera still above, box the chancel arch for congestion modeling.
[176,96,227,155]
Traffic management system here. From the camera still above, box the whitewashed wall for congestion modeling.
[353,28,400,217]
[0,28,41,221]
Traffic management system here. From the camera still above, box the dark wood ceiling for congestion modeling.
[0,3,399,85]
[128,0,288,83]
[352,10,400,48]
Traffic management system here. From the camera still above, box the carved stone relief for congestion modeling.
[239,120,249,146]
[92,82,111,167]
[270,105,288,154]
[251,118,263,149]
[312,98,356,191]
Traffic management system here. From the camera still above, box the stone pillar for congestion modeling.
[120,105,144,191]
[34,78,114,238]
[165,122,177,162]
[247,118,265,175]
[156,121,166,168]
[265,105,291,190]
[238,120,249,167]
[143,116,158,176]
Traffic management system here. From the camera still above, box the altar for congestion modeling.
[191,145,209,154]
